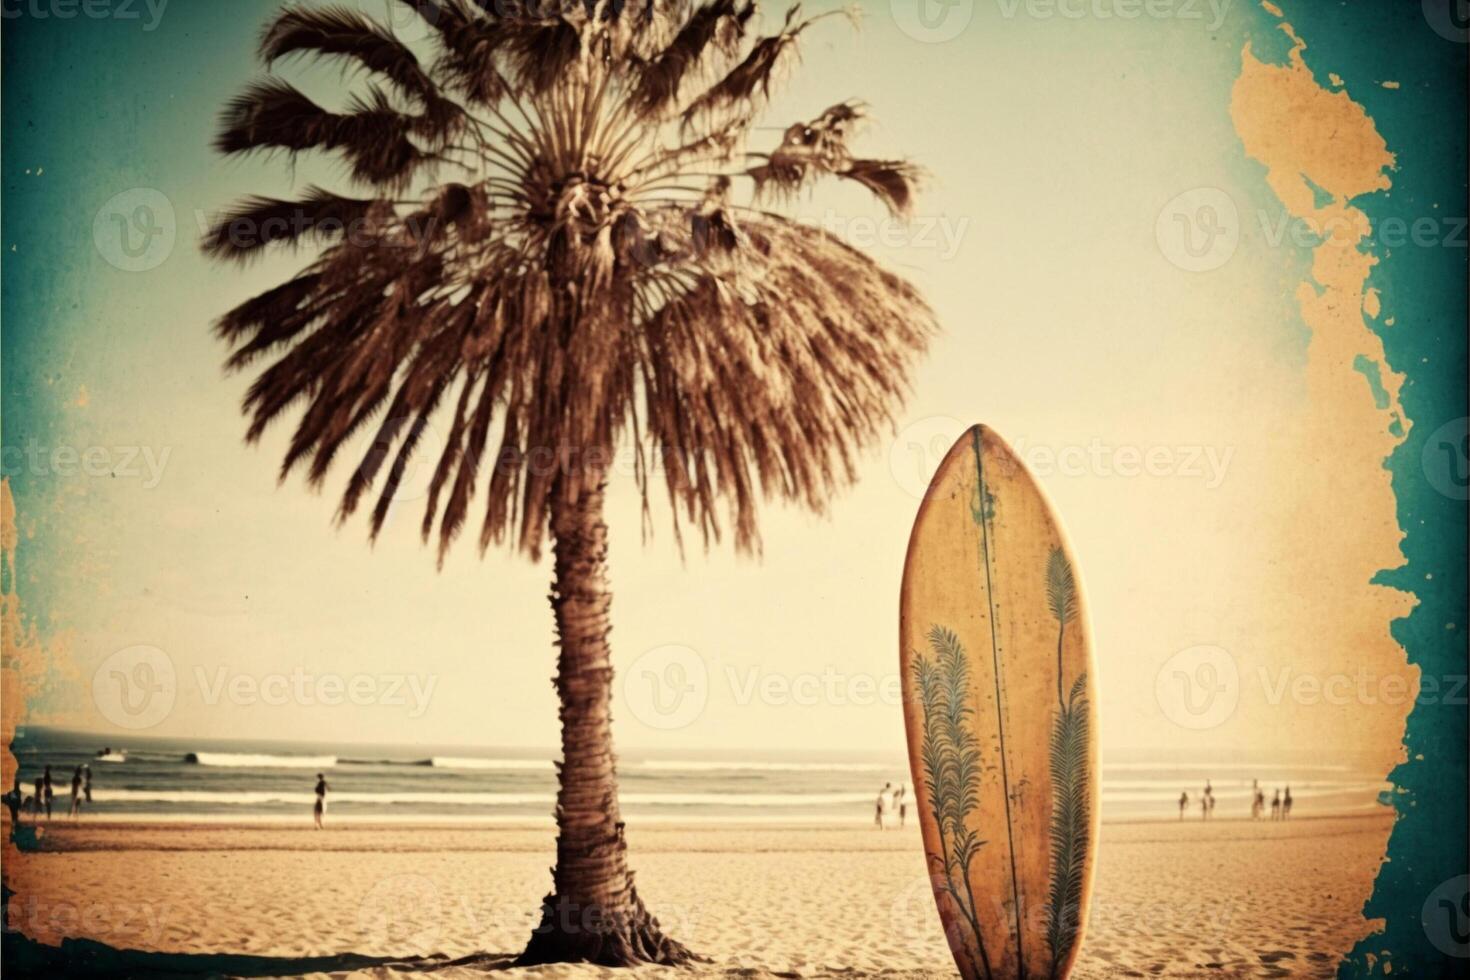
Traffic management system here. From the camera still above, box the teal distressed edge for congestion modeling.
[1260,4,1469,975]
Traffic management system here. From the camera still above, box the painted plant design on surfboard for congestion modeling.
[1044,548,1090,979]
[904,429,1095,980]
[912,626,994,980]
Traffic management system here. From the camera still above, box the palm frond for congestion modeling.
[261,5,436,100]
[214,79,435,187]
[203,188,387,263]
[630,0,755,117]
[680,5,826,123]
[838,159,922,217]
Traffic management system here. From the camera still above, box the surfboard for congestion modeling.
[900,425,1100,980]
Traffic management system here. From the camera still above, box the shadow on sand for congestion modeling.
[2,934,520,978]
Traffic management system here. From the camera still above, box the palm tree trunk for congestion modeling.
[517,474,696,967]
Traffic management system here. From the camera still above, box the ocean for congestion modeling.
[7,728,1393,825]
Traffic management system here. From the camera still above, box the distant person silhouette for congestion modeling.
[313,773,329,830]
[1271,789,1281,820]
[2,774,20,825]
[31,777,43,823]
[1251,788,1265,820]
[1283,786,1293,819]
[875,782,892,830]
[1179,791,1189,819]
[68,766,83,819]
[1200,793,1208,819]
[42,766,54,821]
[896,785,908,828]
[83,765,93,804]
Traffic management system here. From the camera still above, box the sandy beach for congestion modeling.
[2,813,1390,979]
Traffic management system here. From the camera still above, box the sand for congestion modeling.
[2,814,1391,979]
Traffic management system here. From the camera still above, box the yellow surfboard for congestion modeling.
[900,426,1100,980]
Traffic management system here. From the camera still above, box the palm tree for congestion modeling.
[205,0,935,966]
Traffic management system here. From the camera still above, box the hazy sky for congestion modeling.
[3,1,1424,763]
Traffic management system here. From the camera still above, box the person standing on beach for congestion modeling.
[30,777,43,823]
[896,784,908,828]
[1283,786,1293,819]
[2,774,20,825]
[1179,791,1189,819]
[313,773,329,829]
[874,782,892,829]
[42,766,54,821]
[1271,789,1281,820]
[68,766,83,819]
[83,765,93,804]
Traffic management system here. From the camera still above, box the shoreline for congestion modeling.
[1,805,1393,834]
